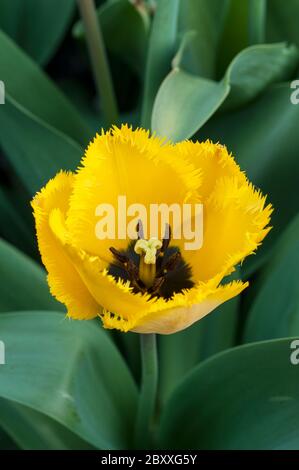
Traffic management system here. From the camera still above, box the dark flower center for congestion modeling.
[108,224,194,299]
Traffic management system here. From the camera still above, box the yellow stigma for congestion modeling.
[134,238,162,264]
[134,238,162,287]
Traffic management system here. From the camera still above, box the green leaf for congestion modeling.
[0,96,83,195]
[267,0,299,49]
[244,213,299,342]
[0,428,17,449]
[200,83,299,276]
[158,322,202,405]
[0,399,94,450]
[178,0,230,78]
[222,43,298,111]
[197,296,240,361]
[0,238,59,312]
[216,0,250,75]
[141,0,180,128]
[0,185,34,255]
[159,276,240,404]
[152,41,298,141]
[0,29,91,145]
[73,0,150,76]
[159,338,299,449]
[0,0,75,65]
[152,69,229,142]
[0,311,138,450]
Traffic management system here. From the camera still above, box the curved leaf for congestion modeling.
[267,0,299,48]
[0,238,59,312]
[244,213,299,342]
[0,185,34,255]
[152,42,298,141]
[152,69,229,141]
[178,0,229,78]
[0,0,75,65]
[0,311,138,449]
[0,399,94,450]
[0,29,91,145]
[159,338,299,449]
[222,43,298,111]
[159,295,239,405]
[0,96,83,195]
[141,0,180,128]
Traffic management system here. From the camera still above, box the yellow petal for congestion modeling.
[101,280,248,334]
[174,141,273,282]
[66,125,200,263]
[134,280,248,334]
[31,171,99,319]
[48,207,154,324]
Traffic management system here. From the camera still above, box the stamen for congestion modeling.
[108,223,192,298]
[134,238,162,264]
[161,224,171,252]
[136,219,144,240]
[134,238,162,288]
[148,276,165,296]
[161,251,181,274]
[109,247,128,265]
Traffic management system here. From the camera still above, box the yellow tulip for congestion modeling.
[31,125,272,334]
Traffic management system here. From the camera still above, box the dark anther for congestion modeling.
[148,276,165,296]
[136,219,144,239]
[162,251,181,273]
[109,247,129,265]
[126,259,139,280]
[161,224,171,252]
[156,224,172,271]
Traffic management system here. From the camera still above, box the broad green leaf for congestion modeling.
[200,83,299,276]
[159,276,240,404]
[0,425,17,450]
[73,0,150,76]
[116,332,141,383]
[222,43,298,111]
[159,338,299,449]
[0,399,94,450]
[0,184,34,255]
[158,322,202,405]
[152,42,298,141]
[0,96,83,195]
[0,29,91,145]
[216,0,250,75]
[141,0,180,128]
[0,311,138,450]
[267,0,299,48]
[178,0,229,78]
[216,0,267,74]
[197,297,240,361]
[152,69,229,142]
[244,213,299,342]
[0,238,59,312]
[0,0,75,65]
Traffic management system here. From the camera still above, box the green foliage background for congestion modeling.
[0,0,299,450]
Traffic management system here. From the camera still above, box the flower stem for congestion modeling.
[77,0,118,126]
[135,333,158,448]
